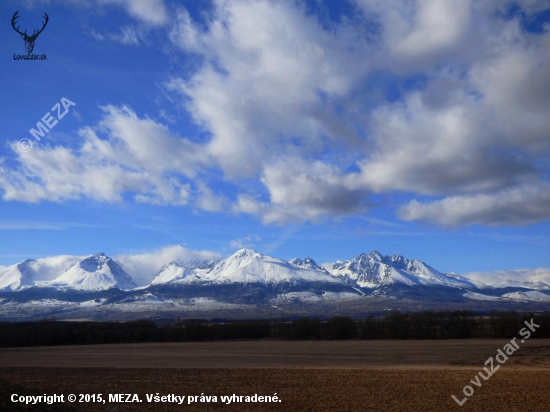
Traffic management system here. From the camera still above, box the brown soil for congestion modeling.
[2,339,550,370]
[2,340,550,411]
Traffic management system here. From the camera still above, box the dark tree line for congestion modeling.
[0,310,548,347]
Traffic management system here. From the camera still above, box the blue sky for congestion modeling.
[1,0,550,283]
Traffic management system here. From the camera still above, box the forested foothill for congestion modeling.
[1,310,548,347]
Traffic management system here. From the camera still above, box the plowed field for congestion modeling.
[2,340,550,411]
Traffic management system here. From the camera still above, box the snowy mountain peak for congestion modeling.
[368,250,383,260]
[0,259,38,292]
[43,253,136,291]
[325,251,477,289]
[150,261,200,285]
[328,251,388,287]
[231,249,260,259]
[2,249,547,307]
[148,248,344,288]
[80,253,110,271]
[388,253,409,268]
[290,257,329,274]
[190,260,218,271]
[290,257,318,267]
[215,249,265,272]
[167,260,182,267]
[158,261,182,272]
[289,258,304,266]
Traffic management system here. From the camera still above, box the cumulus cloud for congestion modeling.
[168,0,367,179]
[115,245,221,286]
[28,255,86,281]
[356,0,473,61]
[398,183,550,227]
[348,90,539,195]
[508,0,550,14]
[1,106,206,204]
[5,0,550,229]
[230,156,368,225]
[165,0,550,227]
[195,182,227,212]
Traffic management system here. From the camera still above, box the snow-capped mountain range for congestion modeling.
[1,249,550,320]
[319,251,477,289]
[36,253,136,291]
[151,249,343,287]
[1,248,549,294]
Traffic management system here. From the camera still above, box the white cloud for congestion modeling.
[5,0,550,229]
[348,90,538,196]
[397,0,472,56]
[0,255,86,281]
[229,235,260,250]
[98,0,168,26]
[0,248,221,286]
[513,0,550,14]
[115,245,221,286]
[397,183,550,227]
[109,26,140,45]
[165,0,550,227]
[1,106,207,204]
[83,26,106,41]
[28,255,86,281]
[356,0,472,60]
[195,182,227,212]
[168,0,367,180]
[87,25,147,46]
[21,0,168,26]
[258,158,367,224]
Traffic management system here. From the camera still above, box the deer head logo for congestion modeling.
[11,11,49,54]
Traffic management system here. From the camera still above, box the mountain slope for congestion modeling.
[0,260,36,292]
[0,255,86,292]
[289,257,330,274]
[151,249,343,287]
[2,249,550,317]
[40,253,136,291]
[323,251,478,289]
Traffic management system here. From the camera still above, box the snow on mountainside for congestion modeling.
[150,249,342,286]
[2,249,550,309]
[323,250,477,289]
[150,260,217,285]
[461,268,550,291]
[39,253,136,291]
[502,291,550,302]
[0,255,84,292]
[289,257,330,274]
[0,260,36,291]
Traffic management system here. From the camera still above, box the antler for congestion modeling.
[11,11,27,37]
[33,13,49,38]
